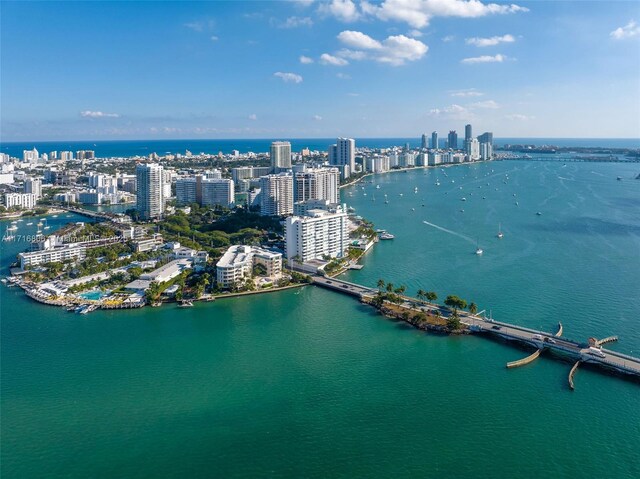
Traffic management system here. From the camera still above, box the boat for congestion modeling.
[617,176,622,181]
[376,185,380,189]
[52,214,58,217]
[7,224,17,231]
[435,181,441,186]
[411,208,415,211]
[399,193,403,196]
[536,211,542,216]
[497,223,504,239]
[476,239,483,255]
[461,197,466,202]
[414,187,418,193]
[379,232,395,240]
[26,222,33,225]
[179,300,194,308]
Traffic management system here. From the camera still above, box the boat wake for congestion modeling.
[422,220,475,245]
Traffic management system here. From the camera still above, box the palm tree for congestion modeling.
[377,279,385,292]
[417,289,427,302]
[425,291,438,302]
[397,285,406,295]
[386,282,394,293]
[469,302,478,315]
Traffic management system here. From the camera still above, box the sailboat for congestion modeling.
[497,223,504,239]
[475,239,483,255]
[384,194,389,204]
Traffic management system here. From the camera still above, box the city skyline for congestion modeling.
[1,0,639,141]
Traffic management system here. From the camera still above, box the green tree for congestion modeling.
[469,302,478,315]
[425,291,438,302]
[377,279,385,292]
[447,312,462,331]
[416,289,426,302]
[386,282,394,293]
[444,295,467,314]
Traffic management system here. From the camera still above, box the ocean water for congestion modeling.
[1,137,638,158]
[1,160,639,478]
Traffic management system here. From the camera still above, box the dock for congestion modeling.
[311,275,640,386]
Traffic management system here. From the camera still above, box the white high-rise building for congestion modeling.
[294,167,340,204]
[4,193,37,209]
[176,177,198,205]
[466,138,480,161]
[136,163,164,220]
[285,206,349,262]
[259,173,293,216]
[60,151,74,161]
[201,178,235,208]
[24,178,42,199]
[22,148,39,162]
[270,141,292,172]
[328,138,355,178]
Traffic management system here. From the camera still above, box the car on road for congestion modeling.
[544,337,557,344]
[491,325,501,330]
[341,284,349,289]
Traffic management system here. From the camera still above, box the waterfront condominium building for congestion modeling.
[270,141,292,172]
[24,178,42,199]
[478,132,494,160]
[201,178,235,208]
[259,172,293,216]
[465,124,473,142]
[431,131,438,149]
[215,245,282,289]
[466,138,480,161]
[285,206,349,262]
[293,167,340,204]
[421,134,428,150]
[4,193,37,209]
[447,131,458,150]
[328,137,355,179]
[136,163,164,220]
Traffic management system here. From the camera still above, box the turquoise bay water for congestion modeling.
[1,160,639,478]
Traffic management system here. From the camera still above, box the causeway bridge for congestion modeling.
[311,275,640,387]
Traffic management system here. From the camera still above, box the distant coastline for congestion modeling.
[1,137,638,158]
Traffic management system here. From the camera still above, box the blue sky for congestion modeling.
[1,0,639,141]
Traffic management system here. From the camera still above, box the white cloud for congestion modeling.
[300,55,314,64]
[466,34,515,47]
[442,35,455,42]
[280,16,314,28]
[320,53,349,66]
[210,35,219,41]
[505,113,534,121]
[312,114,323,120]
[274,72,303,83]
[337,30,428,65]
[347,92,360,96]
[337,48,368,60]
[610,20,640,39]
[338,30,383,50]
[80,110,120,118]
[428,104,475,121]
[469,100,500,109]
[336,72,352,79]
[449,88,484,97]
[408,29,423,37]
[183,19,216,32]
[248,114,258,120]
[461,53,507,64]
[361,0,529,29]
[319,0,362,23]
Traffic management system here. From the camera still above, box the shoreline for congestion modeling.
[339,160,493,190]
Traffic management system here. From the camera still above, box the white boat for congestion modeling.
[411,208,415,211]
[7,224,17,231]
[399,193,403,196]
[536,211,542,216]
[26,222,33,226]
[461,197,466,202]
[52,214,58,217]
[497,223,504,239]
[179,300,194,308]
[376,185,380,189]
[379,232,395,240]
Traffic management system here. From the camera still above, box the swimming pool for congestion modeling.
[78,290,106,301]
